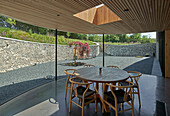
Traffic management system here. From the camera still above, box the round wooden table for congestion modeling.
[75,67,130,112]
[75,67,130,83]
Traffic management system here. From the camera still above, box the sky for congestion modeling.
[98,32,156,38]
[141,32,156,38]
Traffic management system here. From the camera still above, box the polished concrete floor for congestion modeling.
[0,74,169,116]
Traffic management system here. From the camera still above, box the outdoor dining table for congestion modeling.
[75,67,130,112]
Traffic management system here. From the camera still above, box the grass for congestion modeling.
[57,36,95,45]
[105,42,141,45]
[0,27,95,45]
[0,27,155,45]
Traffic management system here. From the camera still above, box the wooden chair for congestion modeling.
[84,64,95,67]
[64,69,81,99]
[69,77,97,116]
[84,64,96,87]
[107,65,119,69]
[120,71,142,107]
[106,65,120,87]
[103,81,134,116]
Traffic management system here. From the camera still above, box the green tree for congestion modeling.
[117,34,127,42]
[129,33,141,42]
[110,34,119,42]
[5,18,16,28]
[66,32,70,38]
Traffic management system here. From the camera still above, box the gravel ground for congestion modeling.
[57,56,153,76]
[0,62,55,105]
[0,62,55,87]
[0,56,153,105]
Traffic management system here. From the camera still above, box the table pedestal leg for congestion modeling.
[94,82,107,112]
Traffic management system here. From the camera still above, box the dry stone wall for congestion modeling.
[0,37,99,72]
[104,43,156,56]
[0,37,55,72]
[0,37,155,73]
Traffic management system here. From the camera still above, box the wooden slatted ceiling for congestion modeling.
[0,0,169,34]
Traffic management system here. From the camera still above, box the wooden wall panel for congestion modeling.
[165,30,170,78]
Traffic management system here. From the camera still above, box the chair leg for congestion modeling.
[119,103,121,111]
[115,108,118,116]
[133,88,135,99]
[131,100,135,116]
[102,102,104,113]
[65,87,68,99]
[69,89,72,112]
[102,84,105,113]
[65,80,69,99]
[137,87,141,107]
[115,104,118,116]
[95,94,97,112]
[82,98,85,116]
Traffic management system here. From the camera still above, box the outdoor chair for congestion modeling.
[103,81,134,116]
[107,65,119,69]
[84,64,95,67]
[84,64,96,87]
[64,69,81,99]
[106,65,120,87]
[69,77,97,116]
[120,71,142,107]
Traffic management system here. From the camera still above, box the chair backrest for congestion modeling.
[69,77,92,97]
[106,81,134,102]
[107,65,119,69]
[84,64,95,67]
[127,71,142,84]
[64,69,76,79]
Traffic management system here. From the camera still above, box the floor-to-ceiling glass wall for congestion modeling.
[0,15,56,115]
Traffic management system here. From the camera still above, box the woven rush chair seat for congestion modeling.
[120,81,138,88]
[104,89,132,104]
[73,86,96,98]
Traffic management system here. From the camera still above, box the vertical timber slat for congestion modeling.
[103,34,104,67]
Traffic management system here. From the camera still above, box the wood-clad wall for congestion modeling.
[93,6,121,25]
[165,30,170,78]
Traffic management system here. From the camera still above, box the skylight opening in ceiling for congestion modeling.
[96,4,104,8]
[74,4,122,25]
